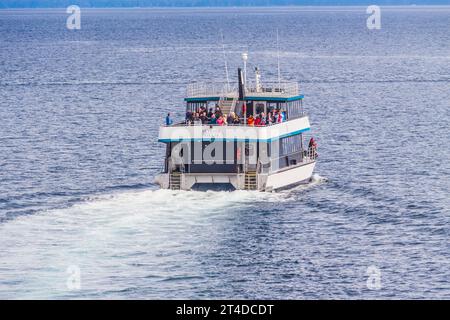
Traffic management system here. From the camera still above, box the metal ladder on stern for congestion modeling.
[244,171,257,190]
[169,172,181,190]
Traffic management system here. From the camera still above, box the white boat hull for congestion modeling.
[263,161,316,191]
[155,161,316,192]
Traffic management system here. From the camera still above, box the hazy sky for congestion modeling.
[1,0,448,8]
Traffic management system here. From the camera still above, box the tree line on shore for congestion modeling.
[1,0,447,9]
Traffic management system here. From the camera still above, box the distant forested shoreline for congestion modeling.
[1,0,448,9]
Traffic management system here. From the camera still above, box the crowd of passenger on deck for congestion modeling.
[182,104,287,126]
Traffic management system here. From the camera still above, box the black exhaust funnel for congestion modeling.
[238,68,245,100]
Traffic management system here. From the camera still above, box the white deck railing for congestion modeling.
[245,81,299,96]
[186,81,299,98]
[186,82,237,98]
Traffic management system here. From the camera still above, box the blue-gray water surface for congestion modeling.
[0,6,449,299]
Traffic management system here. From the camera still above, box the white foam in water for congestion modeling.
[311,173,328,184]
[76,187,291,215]
[0,187,307,299]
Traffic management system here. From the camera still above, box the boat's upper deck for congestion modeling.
[160,80,309,142]
[160,79,307,135]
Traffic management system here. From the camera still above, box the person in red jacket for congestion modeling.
[247,115,255,126]
[308,137,318,159]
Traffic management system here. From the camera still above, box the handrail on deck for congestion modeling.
[187,82,237,98]
[161,113,306,128]
[186,81,299,98]
[245,81,299,96]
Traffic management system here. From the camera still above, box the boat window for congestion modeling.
[286,100,303,119]
[256,103,265,115]
[277,102,287,113]
[245,101,254,118]
[266,102,277,115]
[183,141,236,165]
[280,134,302,156]
[187,102,207,113]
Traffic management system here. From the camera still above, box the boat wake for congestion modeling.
[310,173,329,185]
[51,171,327,217]
[0,174,328,299]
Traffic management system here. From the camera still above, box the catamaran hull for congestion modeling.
[155,161,316,192]
[263,161,316,192]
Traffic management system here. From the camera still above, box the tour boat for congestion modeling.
[155,63,317,191]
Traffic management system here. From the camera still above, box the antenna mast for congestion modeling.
[220,30,230,92]
[277,28,281,89]
[242,51,248,88]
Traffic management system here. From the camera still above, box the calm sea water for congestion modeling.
[0,6,449,299]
